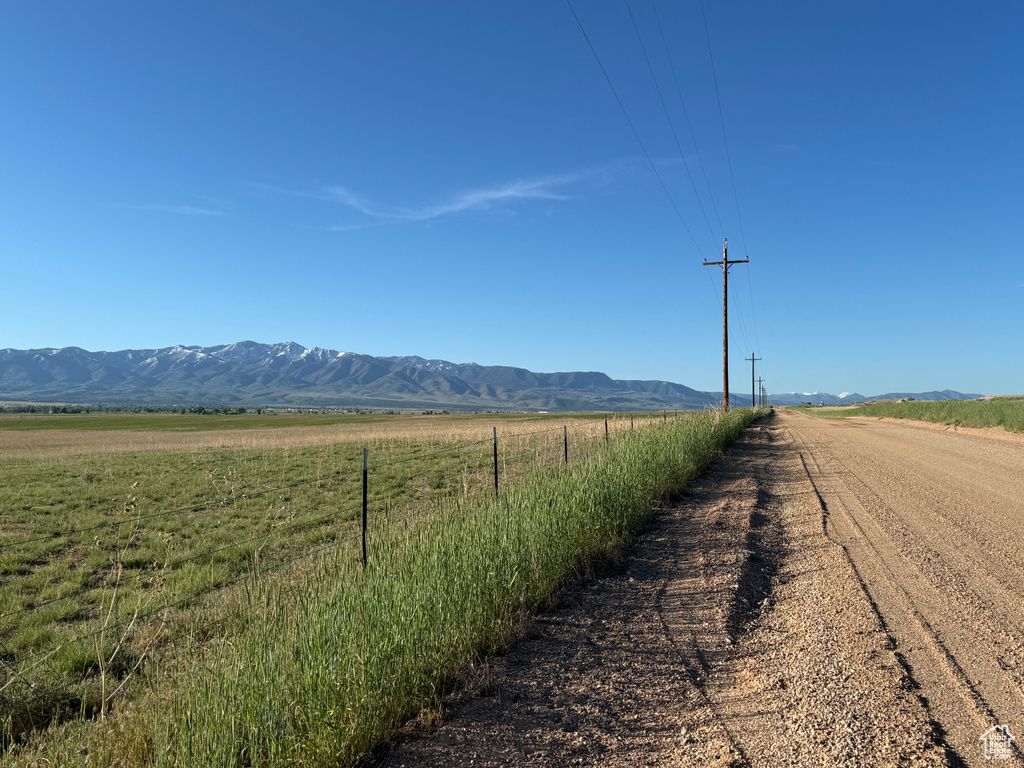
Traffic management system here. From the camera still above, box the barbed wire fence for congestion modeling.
[0,412,684,742]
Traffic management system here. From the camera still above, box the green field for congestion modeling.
[794,396,1024,432]
[1,408,763,766]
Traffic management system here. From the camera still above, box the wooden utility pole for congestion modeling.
[704,239,748,411]
[757,376,764,406]
[745,352,761,408]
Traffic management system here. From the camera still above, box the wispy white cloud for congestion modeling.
[113,203,225,216]
[256,173,583,229]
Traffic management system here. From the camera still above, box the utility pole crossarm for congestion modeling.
[702,258,750,267]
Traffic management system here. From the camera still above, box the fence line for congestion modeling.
[0,421,633,552]
[0,413,685,731]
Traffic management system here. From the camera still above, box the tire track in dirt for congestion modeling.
[782,409,1024,767]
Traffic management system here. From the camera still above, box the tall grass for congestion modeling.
[801,397,1024,433]
[0,413,670,747]
[153,408,759,767]
[5,408,761,766]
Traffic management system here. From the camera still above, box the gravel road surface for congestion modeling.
[373,410,1022,767]
[784,409,1024,766]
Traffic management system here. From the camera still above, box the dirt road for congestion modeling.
[376,411,1022,767]
[784,409,1024,766]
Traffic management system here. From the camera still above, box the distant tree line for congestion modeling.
[0,404,94,414]
[0,404,256,415]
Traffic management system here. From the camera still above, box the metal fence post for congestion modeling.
[362,448,368,567]
[605,416,609,444]
[563,425,568,464]
[493,426,499,498]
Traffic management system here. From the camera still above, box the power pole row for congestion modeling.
[703,238,748,411]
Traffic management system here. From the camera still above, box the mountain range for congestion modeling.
[0,342,983,411]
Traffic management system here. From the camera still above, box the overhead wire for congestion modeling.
[698,0,748,256]
[649,0,727,240]
[565,0,749,383]
[622,0,718,248]
[729,267,755,355]
[745,267,763,356]
[621,0,759,362]
[564,0,707,259]
[564,0,764,377]
[698,0,762,359]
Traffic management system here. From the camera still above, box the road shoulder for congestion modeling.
[373,415,949,767]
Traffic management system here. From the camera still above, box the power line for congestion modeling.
[697,0,762,360]
[622,0,717,247]
[565,0,761,363]
[729,268,755,354]
[564,0,707,258]
[698,0,748,255]
[744,265,763,356]
[649,0,727,240]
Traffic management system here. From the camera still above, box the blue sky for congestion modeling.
[2,2,1021,396]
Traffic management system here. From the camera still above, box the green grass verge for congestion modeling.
[9,407,763,767]
[795,397,1024,432]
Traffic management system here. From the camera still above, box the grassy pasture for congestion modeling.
[0,411,673,748]
[795,396,1024,432]
[2,406,763,767]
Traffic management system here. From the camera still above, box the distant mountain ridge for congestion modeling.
[0,342,983,411]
